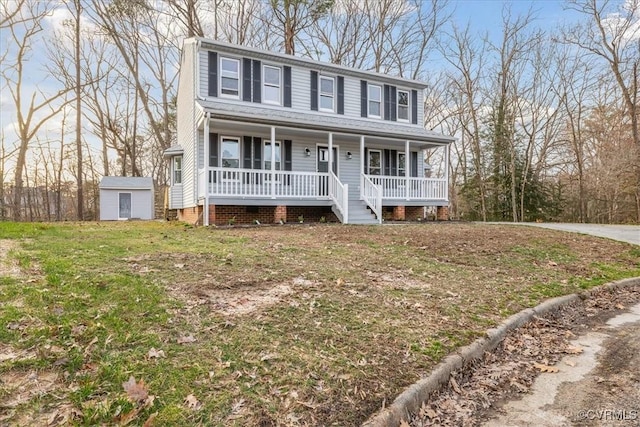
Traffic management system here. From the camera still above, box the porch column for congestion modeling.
[328,132,333,175]
[405,140,410,200]
[360,135,365,200]
[203,114,210,226]
[444,143,450,202]
[271,126,276,198]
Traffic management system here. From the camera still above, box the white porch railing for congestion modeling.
[329,171,349,223]
[362,174,383,223]
[366,176,448,200]
[205,167,330,199]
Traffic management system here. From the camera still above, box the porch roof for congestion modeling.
[197,100,455,145]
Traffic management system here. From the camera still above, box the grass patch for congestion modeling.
[1,221,638,425]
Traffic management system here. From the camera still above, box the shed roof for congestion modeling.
[197,100,455,145]
[99,176,154,190]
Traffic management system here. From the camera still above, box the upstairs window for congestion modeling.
[173,156,182,184]
[263,65,281,104]
[220,57,239,97]
[319,76,335,112]
[397,90,409,121]
[368,84,382,118]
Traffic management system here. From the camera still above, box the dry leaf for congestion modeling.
[142,412,158,427]
[547,260,558,267]
[400,420,411,427]
[565,345,583,354]
[615,303,625,310]
[565,360,577,367]
[336,278,345,286]
[184,394,202,410]
[449,377,462,394]
[147,348,165,359]
[533,362,559,373]
[122,376,149,402]
[177,334,196,344]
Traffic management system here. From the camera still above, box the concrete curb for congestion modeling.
[361,277,640,427]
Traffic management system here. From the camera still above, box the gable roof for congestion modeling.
[99,176,154,190]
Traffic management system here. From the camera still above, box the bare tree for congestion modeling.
[2,0,72,220]
[564,0,640,220]
[267,0,333,54]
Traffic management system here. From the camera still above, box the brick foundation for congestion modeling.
[436,206,449,221]
[392,206,405,221]
[274,206,287,223]
[178,206,203,225]
[405,206,425,221]
[286,206,338,223]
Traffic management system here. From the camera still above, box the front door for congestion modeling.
[119,193,132,219]
[317,146,338,174]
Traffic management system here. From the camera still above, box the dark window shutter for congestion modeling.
[390,87,397,121]
[383,85,390,120]
[253,138,262,169]
[411,90,418,124]
[310,71,318,111]
[390,150,397,175]
[337,76,344,115]
[252,60,261,103]
[209,133,218,167]
[361,80,368,117]
[283,66,292,107]
[411,151,418,177]
[243,136,252,169]
[364,147,369,172]
[383,149,391,175]
[284,140,292,171]
[242,58,252,102]
[208,52,218,97]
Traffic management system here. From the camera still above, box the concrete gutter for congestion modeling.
[361,277,640,427]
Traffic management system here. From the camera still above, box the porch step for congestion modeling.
[347,200,379,225]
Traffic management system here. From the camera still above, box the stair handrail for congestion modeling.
[329,171,349,224]
[362,174,382,223]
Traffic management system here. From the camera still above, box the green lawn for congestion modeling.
[1,221,638,426]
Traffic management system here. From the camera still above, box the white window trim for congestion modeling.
[397,89,410,122]
[319,75,335,112]
[397,152,406,176]
[368,84,382,119]
[264,140,282,181]
[220,56,240,99]
[367,148,381,175]
[173,156,183,185]
[220,136,241,181]
[262,64,282,105]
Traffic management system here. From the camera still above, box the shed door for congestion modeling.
[119,193,132,219]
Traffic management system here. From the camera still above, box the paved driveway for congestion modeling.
[490,223,640,245]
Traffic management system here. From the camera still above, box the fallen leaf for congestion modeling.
[565,360,577,367]
[177,334,196,344]
[449,377,462,394]
[147,348,165,359]
[142,412,158,427]
[615,303,625,310]
[565,345,583,354]
[533,362,559,373]
[547,260,558,267]
[400,420,411,427]
[122,376,149,402]
[336,278,345,286]
[184,394,201,410]
[174,263,185,269]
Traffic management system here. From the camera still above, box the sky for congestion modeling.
[0,0,630,178]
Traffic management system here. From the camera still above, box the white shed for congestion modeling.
[99,177,155,220]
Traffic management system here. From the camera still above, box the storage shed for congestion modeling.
[99,177,155,220]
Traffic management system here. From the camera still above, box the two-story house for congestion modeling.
[164,37,454,225]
